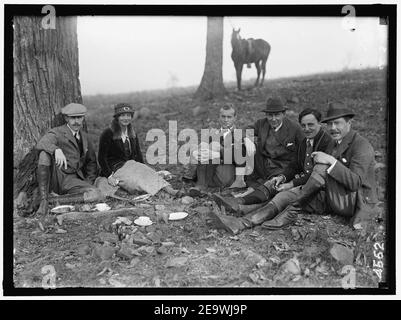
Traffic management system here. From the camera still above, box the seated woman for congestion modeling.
[97,103,180,197]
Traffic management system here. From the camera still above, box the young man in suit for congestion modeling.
[213,97,305,215]
[35,103,100,216]
[211,102,378,234]
[188,103,255,196]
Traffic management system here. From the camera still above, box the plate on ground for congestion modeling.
[133,194,151,202]
[134,216,153,226]
[168,212,188,221]
[50,205,75,215]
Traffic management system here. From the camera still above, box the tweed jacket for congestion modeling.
[282,127,333,187]
[35,124,98,183]
[327,129,378,204]
[98,127,144,177]
[248,117,305,165]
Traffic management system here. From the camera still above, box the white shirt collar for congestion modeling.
[274,122,283,132]
[67,124,80,139]
[121,129,129,142]
[306,138,314,147]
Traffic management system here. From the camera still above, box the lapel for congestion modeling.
[80,130,88,155]
[273,118,290,147]
[312,128,324,151]
[333,130,356,159]
[62,124,79,150]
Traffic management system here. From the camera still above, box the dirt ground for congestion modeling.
[13,68,388,289]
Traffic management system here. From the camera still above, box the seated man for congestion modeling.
[214,107,332,217]
[213,97,304,213]
[189,103,255,196]
[211,102,378,234]
[35,103,100,215]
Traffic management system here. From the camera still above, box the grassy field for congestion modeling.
[13,68,388,289]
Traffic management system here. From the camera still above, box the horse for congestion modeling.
[231,28,271,91]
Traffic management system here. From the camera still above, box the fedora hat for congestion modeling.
[262,97,287,113]
[113,103,135,117]
[321,102,355,123]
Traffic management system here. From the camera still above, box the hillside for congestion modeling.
[13,68,388,289]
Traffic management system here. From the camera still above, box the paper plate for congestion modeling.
[168,212,188,221]
[133,194,152,202]
[134,216,153,227]
[50,205,75,215]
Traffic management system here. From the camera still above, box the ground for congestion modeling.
[13,68,388,289]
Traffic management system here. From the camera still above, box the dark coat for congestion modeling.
[248,117,305,167]
[282,127,332,187]
[98,127,144,177]
[35,124,98,184]
[327,129,378,204]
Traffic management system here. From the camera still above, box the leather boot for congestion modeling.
[213,194,244,213]
[261,204,299,230]
[242,202,280,226]
[208,211,247,235]
[49,193,85,205]
[35,165,50,216]
[295,175,325,206]
[237,202,267,215]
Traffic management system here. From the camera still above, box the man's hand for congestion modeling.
[276,181,294,192]
[244,137,256,157]
[108,175,120,187]
[311,151,336,165]
[54,148,67,169]
[269,175,285,188]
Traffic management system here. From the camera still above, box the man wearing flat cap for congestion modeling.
[35,103,99,215]
[211,102,378,234]
[213,96,304,214]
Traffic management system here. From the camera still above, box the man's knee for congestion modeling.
[38,151,52,166]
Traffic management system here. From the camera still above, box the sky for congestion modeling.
[77,16,388,95]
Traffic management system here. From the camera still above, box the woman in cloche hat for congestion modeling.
[97,103,182,197]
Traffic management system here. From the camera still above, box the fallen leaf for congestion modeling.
[55,228,67,234]
[206,248,216,253]
[165,257,188,268]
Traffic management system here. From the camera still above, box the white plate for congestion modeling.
[50,205,75,215]
[134,216,153,226]
[133,194,152,202]
[168,212,188,221]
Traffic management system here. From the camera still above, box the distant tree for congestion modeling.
[194,16,226,100]
[14,16,83,202]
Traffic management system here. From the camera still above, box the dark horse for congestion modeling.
[231,28,271,90]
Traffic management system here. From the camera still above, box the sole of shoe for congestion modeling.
[208,211,238,235]
[212,194,238,213]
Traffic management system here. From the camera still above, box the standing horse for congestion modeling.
[231,28,271,91]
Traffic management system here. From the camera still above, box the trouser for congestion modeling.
[270,163,359,217]
[38,151,96,195]
[245,151,283,189]
[196,164,235,188]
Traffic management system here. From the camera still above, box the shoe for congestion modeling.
[213,194,243,213]
[35,165,50,216]
[261,205,298,230]
[208,210,246,235]
[242,202,279,226]
[188,186,206,197]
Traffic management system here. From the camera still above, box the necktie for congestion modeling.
[304,139,313,173]
[74,133,83,155]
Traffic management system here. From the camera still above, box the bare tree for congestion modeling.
[14,16,82,202]
[194,16,226,100]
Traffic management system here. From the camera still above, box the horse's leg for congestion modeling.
[235,64,243,91]
[254,60,261,87]
[260,58,267,86]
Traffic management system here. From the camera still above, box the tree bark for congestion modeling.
[13,16,83,204]
[13,16,83,167]
[194,17,226,100]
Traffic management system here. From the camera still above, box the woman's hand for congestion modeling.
[108,175,120,187]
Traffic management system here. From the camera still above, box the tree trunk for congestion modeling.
[13,16,82,167]
[13,16,82,203]
[194,17,226,100]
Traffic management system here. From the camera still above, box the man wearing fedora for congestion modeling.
[35,103,100,216]
[211,102,378,233]
[213,97,304,214]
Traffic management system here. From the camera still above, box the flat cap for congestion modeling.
[61,103,87,116]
